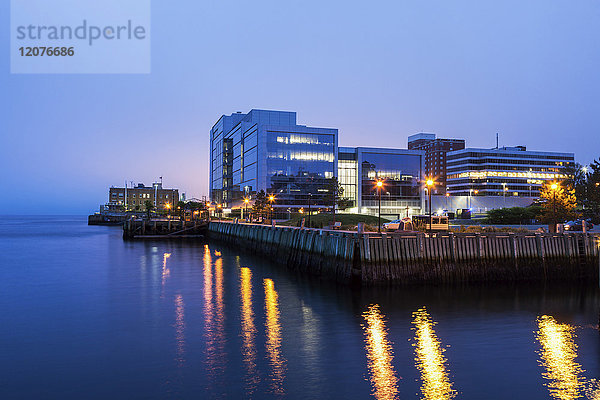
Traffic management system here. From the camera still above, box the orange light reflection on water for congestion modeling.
[240,267,259,394]
[203,245,212,318]
[412,308,456,400]
[536,315,585,400]
[362,304,399,400]
[203,245,227,383]
[264,278,286,395]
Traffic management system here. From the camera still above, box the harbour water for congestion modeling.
[1,216,599,399]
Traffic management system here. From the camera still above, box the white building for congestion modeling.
[446,146,574,197]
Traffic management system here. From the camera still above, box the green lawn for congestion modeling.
[281,213,391,229]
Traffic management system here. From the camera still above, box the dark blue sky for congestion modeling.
[1,0,599,214]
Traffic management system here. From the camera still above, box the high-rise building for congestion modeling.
[338,147,425,217]
[408,133,465,194]
[446,146,575,197]
[210,110,338,212]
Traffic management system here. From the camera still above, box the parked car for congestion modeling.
[564,220,594,231]
[383,219,403,230]
[383,217,415,232]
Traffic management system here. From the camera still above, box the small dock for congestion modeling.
[88,213,129,225]
[123,219,208,240]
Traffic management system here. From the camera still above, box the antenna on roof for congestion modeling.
[496,133,499,149]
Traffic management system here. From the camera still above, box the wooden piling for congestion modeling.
[207,222,599,285]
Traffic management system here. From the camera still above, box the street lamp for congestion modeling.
[307,192,312,228]
[165,202,171,217]
[426,179,434,234]
[468,188,473,209]
[376,180,384,233]
[268,194,275,223]
[244,197,250,222]
[550,182,559,232]
[217,203,222,221]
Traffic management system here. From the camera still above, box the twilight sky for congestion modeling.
[1,0,599,214]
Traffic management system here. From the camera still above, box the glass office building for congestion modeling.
[446,146,575,197]
[210,110,338,212]
[338,147,425,218]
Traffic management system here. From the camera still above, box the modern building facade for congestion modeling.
[210,110,338,212]
[408,133,465,194]
[446,146,574,197]
[338,147,425,218]
[109,182,179,211]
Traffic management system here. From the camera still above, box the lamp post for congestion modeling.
[217,204,222,221]
[468,188,473,209]
[268,194,275,223]
[551,183,558,232]
[376,180,383,233]
[244,197,250,222]
[165,202,171,218]
[426,179,434,234]
[308,193,312,228]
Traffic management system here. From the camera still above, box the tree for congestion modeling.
[185,201,207,211]
[562,162,586,210]
[486,206,541,224]
[581,159,600,223]
[536,181,578,226]
[144,200,155,219]
[324,177,348,223]
[252,190,269,219]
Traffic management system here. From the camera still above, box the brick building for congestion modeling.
[108,182,179,212]
[408,133,465,194]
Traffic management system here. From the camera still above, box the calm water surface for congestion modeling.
[1,216,599,399]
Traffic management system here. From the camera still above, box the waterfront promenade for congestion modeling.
[209,221,600,284]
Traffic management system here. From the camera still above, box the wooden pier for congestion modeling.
[123,219,208,240]
[208,222,600,284]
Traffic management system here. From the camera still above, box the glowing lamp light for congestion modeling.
[426,179,434,187]
[244,198,250,204]
[551,183,559,190]
[165,203,171,209]
[376,180,383,188]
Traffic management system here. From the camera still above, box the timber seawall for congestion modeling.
[208,222,600,284]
